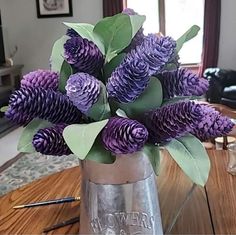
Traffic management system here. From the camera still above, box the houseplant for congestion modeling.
[3,9,233,234]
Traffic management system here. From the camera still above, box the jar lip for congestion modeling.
[216,136,236,144]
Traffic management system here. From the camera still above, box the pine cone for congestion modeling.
[160,68,209,98]
[190,105,234,141]
[64,37,104,76]
[21,70,59,90]
[66,72,100,113]
[66,28,79,37]
[142,101,204,144]
[33,124,72,156]
[107,34,176,103]
[5,87,82,125]
[102,117,148,154]
[107,58,150,103]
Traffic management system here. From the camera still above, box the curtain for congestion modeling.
[199,0,221,76]
[103,0,125,17]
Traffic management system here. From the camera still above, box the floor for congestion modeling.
[0,127,23,166]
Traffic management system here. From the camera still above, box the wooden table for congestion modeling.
[0,150,236,234]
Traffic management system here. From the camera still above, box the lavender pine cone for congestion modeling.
[130,34,177,75]
[64,37,104,76]
[107,59,150,103]
[107,34,176,103]
[102,117,148,154]
[66,72,100,113]
[21,70,59,90]
[33,124,72,156]
[191,105,234,141]
[160,68,209,98]
[5,87,82,125]
[142,101,204,144]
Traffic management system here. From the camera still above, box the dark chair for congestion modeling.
[204,68,236,109]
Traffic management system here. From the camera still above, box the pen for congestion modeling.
[13,196,80,209]
[43,216,80,233]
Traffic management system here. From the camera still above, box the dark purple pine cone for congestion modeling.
[21,70,59,90]
[107,34,176,103]
[66,28,79,37]
[142,101,204,144]
[5,87,82,125]
[122,8,145,52]
[190,105,234,141]
[64,37,104,76]
[33,124,72,156]
[102,117,148,154]
[107,58,150,103]
[160,68,209,98]
[66,72,100,113]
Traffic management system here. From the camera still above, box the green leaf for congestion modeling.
[93,14,132,61]
[176,25,200,52]
[87,82,111,121]
[103,53,126,82]
[50,35,69,72]
[17,119,51,153]
[116,77,163,118]
[0,106,8,113]
[116,109,128,118]
[59,61,73,93]
[63,119,108,160]
[165,134,210,186]
[63,22,105,54]
[143,144,161,175]
[86,137,115,164]
[129,14,146,37]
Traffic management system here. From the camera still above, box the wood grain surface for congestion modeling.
[0,150,234,234]
[158,151,213,234]
[206,150,236,235]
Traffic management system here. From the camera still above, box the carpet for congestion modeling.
[0,153,80,196]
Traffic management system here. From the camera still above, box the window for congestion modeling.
[126,0,205,65]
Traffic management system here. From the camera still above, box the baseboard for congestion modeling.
[0,152,24,173]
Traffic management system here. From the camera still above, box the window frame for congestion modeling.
[124,0,203,67]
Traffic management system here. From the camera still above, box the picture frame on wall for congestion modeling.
[36,0,73,18]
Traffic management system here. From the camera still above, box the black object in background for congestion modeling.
[0,10,6,66]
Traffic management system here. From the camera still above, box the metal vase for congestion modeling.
[79,151,163,235]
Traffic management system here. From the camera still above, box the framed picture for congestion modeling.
[36,0,73,18]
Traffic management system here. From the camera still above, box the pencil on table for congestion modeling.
[13,196,80,209]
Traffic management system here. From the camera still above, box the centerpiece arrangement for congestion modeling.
[3,9,233,235]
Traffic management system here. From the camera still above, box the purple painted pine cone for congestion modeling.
[33,124,72,156]
[21,70,59,90]
[107,34,176,103]
[122,8,145,52]
[191,105,234,141]
[107,58,150,103]
[142,101,204,144]
[64,37,104,76]
[66,72,100,113]
[66,28,79,37]
[5,87,82,125]
[130,34,177,75]
[160,68,209,98]
[102,117,148,154]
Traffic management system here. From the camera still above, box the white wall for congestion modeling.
[218,0,236,70]
[0,0,103,74]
